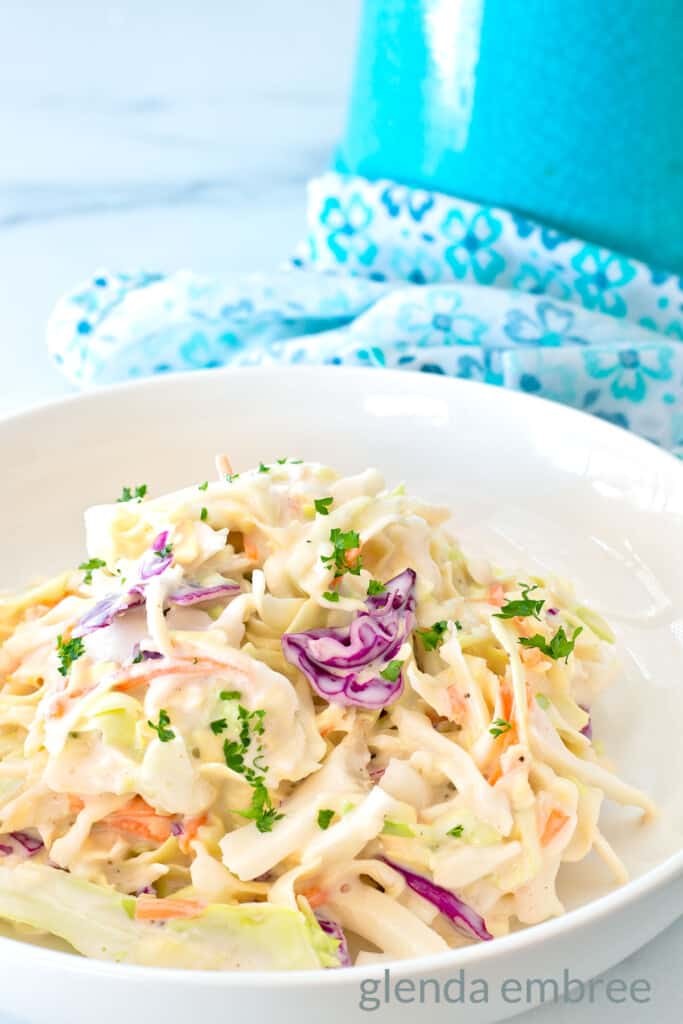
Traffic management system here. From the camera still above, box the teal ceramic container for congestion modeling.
[336,0,683,275]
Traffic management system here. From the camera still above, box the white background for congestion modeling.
[0,2,679,1020]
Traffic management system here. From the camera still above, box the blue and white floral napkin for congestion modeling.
[48,173,683,457]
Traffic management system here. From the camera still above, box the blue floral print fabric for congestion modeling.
[48,173,683,457]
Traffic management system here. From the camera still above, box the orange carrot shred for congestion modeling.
[135,897,205,922]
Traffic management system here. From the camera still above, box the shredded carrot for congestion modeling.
[135,897,205,922]
[244,536,260,562]
[520,646,546,668]
[68,795,85,814]
[301,887,327,909]
[485,726,518,785]
[101,796,173,844]
[488,583,505,607]
[113,657,233,693]
[447,684,468,723]
[344,547,361,567]
[514,616,538,638]
[541,808,570,846]
[178,814,207,854]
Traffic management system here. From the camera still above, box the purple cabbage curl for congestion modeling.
[0,843,13,856]
[74,528,239,638]
[168,581,240,606]
[380,856,492,942]
[138,530,174,580]
[579,704,593,740]
[10,831,44,856]
[316,914,352,967]
[281,569,416,709]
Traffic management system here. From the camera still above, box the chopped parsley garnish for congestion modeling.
[494,582,545,621]
[276,457,288,464]
[317,808,335,830]
[220,690,242,701]
[535,693,551,710]
[78,557,106,585]
[314,496,334,516]
[198,480,208,491]
[225,473,239,483]
[155,541,173,559]
[416,620,449,652]
[379,659,403,683]
[239,780,284,833]
[367,579,386,595]
[56,634,85,676]
[200,507,208,522]
[289,459,303,464]
[258,463,270,473]
[447,824,464,838]
[490,717,513,739]
[323,590,340,603]
[519,625,583,663]
[220,702,282,833]
[148,709,175,742]
[132,650,144,664]
[321,527,362,578]
[117,484,147,503]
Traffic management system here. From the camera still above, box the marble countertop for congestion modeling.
[0,2,679,1021]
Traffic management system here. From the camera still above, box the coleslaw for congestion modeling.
[0,457,655,970]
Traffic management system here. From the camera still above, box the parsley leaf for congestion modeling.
[198,480,208,491]
[78,557,106,585]
[117,484,147,503]
[447,824,464,838]
[367,579,386,596]
[489,717,513,738]
[535,693,551,710]
[321,527,362,578]
[276,457,288,464]
[494,583,544,621]
[56,634,85,677]
[314,496,334,516]
[200,507,208,522]
[416,620,449,652]
[519,626,583,663]
[148,709,175,742]
[258,463,270,473]
[379,659,403,683]
[155,541,173,559]
[237,778,284,834]
[210,718,228,734]
[317,808,335,830]
[220,690,242,701]
[323,590,340,603]
[225,473,239,483]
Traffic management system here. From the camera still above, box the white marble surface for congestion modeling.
[0,2,679,1021]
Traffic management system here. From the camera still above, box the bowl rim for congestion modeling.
[0,364,681,984]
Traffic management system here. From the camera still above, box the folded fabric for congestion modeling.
[48,173,683,458]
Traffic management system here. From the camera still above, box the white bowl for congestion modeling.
[0,366,681,1024]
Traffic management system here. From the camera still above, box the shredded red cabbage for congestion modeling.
[380,856,493,942]
[281,569,416,709]
[579,704,593,739]
[74,529,238,637]
[10,831,44,856]
[0,843,13,856]
[138,530,174,580]
[168,581,240,606]
[315,914,352,967]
